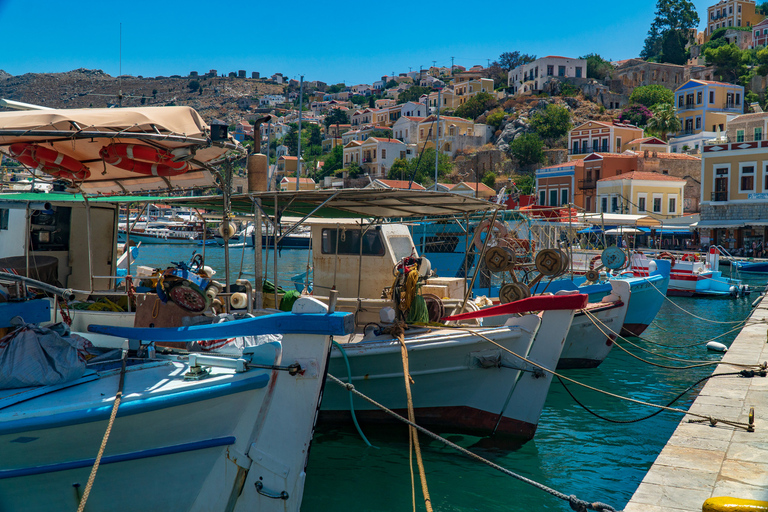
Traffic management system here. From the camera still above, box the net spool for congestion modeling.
[585,269,600,283]
[230,292,248,309]
[535,249,565,277]
[557,250,570,274]
[601,246,627,270]
[499,282,532,304]
[485,246,514,273]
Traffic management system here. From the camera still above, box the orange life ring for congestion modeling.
[100,144,190,177]
[8,143,90,181]
[472,219,508,251]
[682,253,696,262]
[658,251,677,267]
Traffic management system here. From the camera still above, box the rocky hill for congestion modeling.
[0,69,285,124]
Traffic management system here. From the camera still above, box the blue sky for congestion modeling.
[0,0,716,85]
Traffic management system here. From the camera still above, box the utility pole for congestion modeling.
[434,87,441,187]
[296,75,304,191]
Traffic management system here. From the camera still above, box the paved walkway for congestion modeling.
[623,297,768,511]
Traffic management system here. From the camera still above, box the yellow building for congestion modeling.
[596,171,685,218]
[674,79,744,136]
[699,112,768,249]
[276,155,304,174]
[426,77,495,110]
[705,0,764,38]
[568,121,644,160]
[416,115,477,155]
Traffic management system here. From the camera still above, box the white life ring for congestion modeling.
[472,219,508,251]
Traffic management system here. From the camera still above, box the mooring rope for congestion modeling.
[76,351,127,512]
[332,340,376,449]
[427,323,757,431]
[326,374,620,512]
[643,277,752,324]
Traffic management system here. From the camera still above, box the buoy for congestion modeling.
[703,497,768,512]
[230,292,248,309]
[730,285,739,298]
[706,341,728,352]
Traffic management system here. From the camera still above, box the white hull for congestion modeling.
[321,308,575,440]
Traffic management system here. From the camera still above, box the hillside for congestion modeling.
[0,69,285,124]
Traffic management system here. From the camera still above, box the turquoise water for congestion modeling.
[132,245,765,512]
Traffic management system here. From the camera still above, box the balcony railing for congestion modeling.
[578,179,597,189]
[677,102,699,111]
[724,101,742,111]
[711,191,728,202]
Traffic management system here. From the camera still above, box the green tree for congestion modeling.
[454,92,498,120]
[704,43,748,84]
[511,174,534,195]
[319,145,343,177]
[397,86,433,104]
[345,161,364,179]
[386,148,452,185]
[580,53,613,80]
[187,80,200,92]
[659,29,688,64]
[486,110,506,131]
[628,84,674,108]
[529,104,572,141]
[307,124,322,147]
[384,79,398,89]
[327,83,345,94]
[758,1,768,15]
[509,133,544,167]
[368,129,393,139]
[646,103,682,141]
[481,171,496,189]
[324,108,349,129]
[350,95,367,105]
[641,0,699,61]
[284,124,299,155]
[498,51,537,71]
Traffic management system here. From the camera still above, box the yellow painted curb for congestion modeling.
[703,497,768,512]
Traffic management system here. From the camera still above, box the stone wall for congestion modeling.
[701,202,768,221]
[636,154,701,212]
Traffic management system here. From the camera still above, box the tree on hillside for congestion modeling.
[659,29,689,64]
[319,145,343,178]
[499,51,537,71]
[580,53,613,80]
[481,171,496,189]
[704,43,749,84]
[454,92,498,120]
[758,2,768,15]
[646,103,682,141]
[529,104,572,141]
[324,108,349,140]
[397,86,432,104]
[327,83,346,94]
[628,84,674,108]
[386,148,452,185]
[641,0,699,62]
[384,80,398,89]
[509,133,544,168]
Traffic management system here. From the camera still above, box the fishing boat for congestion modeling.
[117,219,210,245]
[0,105,356,511]
[731,259,768,273]
[629,247,749,297]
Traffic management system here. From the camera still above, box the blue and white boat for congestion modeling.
[732,259,768,273]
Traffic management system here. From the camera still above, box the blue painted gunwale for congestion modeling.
[88,311,355,341]
[0,436,235,479]
[0,299,50,328]
[0,371,269,436]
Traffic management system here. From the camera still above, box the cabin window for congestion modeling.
[321,227,385,256]
[0,209,8,230]
[389,235,414,260]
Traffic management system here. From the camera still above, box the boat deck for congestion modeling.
[623,296,768,511]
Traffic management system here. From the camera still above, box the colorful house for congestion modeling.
[596,171,686,218]
[535,161,579,208]
[752,17,768,47]
[508,56,587,95]
[699,111,768,249]
[342,138,416,178]
[276,155,304,174]
[705,0,764,38]
[279,177,316,191]
[567,120,644,160]
[674,79,744,135]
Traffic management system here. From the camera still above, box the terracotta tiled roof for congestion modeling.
[627,137,666,145]
[376,179,426,190]
[367,138,405,144]
[652,153,701,161]
[598,171,685,182]
[281,177,315,183]
[457,181,495,193]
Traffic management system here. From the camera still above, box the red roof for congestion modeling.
[368,137,404,144]
[598,171,685,182]
[375,179,426,190]
[281,177,315,184]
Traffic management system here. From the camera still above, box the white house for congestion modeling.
[508,56,587,95]
[343,137,417,179]
[392,116,425,145]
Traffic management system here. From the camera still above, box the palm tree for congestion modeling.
[646,103,681,141]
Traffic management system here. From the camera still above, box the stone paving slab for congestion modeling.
[623,298,768,511]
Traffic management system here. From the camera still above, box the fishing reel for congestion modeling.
[393,255,432,278]
[157,253,220,313]
[586,246,629,284]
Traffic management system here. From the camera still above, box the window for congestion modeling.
[540,190,546,205]
[561,188,569,205]
[736,93,741,105]
[601,197,608,213]
[547,65,554,76]
[696,117,701,129]
[678,95,684,107]
[756,127,763,141]
[0,209,8,230]
[575,67,582,78]
[381,149,386,159]
[697,91,702,104]
[653,197,662,213]
[710,91,715,103]
[321,228,385,256]
[593,139,599,152]
[611,196,618,212]
[616,137,622,150]
[741,164,756,192]
[737,129,745,142]
[558,66,566,77]
[573,141,579,154]
[550,189,558,206]
[638,196,646,212]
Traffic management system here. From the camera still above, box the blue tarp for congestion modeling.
[637,227,692,235]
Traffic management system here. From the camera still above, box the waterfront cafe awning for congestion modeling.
[690,220,747,229]
[637,227,692,235]
[577,213,661,227]
[605,227,643,235]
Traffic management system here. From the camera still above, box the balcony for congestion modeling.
[723,101,742,111]
[711,191,728,202]
[579,179,597,189]
[678,102,699,111]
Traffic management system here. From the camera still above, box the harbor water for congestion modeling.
[134,244,766,511]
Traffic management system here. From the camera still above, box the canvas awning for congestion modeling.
[605,227,643,235]
[690,220,746,229]
[0,106,237,194]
